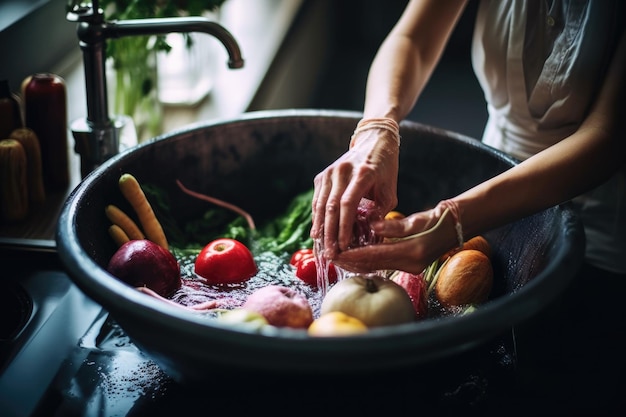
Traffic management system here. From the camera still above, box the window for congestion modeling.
[0,0,77,93]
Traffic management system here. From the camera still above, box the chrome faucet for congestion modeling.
[66,0,244,177]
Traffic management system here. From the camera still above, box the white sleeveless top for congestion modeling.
[471,0,626,273]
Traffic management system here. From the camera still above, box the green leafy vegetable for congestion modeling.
[253,188,314,255]
[143,184,315,257]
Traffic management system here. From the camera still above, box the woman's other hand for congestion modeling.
[331,206,461,275]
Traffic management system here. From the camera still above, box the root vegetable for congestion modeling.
[391,271,429,320]
[118,173,168,250]
[434,249,493,307]
[176,179,256,230]
[320,275,415,327]
[349,199,384,249]
[105,204,145,241]
[108,224,130,247]
[243,285,313,329]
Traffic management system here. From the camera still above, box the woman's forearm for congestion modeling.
[362,0,468,121]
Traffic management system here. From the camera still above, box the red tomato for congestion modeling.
[289,248,313,266]
[295,255,338,287]
[194,238,257,284]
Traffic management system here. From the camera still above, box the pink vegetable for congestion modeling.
[349,198,384,249]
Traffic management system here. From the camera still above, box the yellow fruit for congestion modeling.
[308,311,368,337]
[434,249,493,307]
[384,210,405,220]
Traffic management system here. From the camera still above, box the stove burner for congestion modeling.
[0,281,33,370]
[0,269,103,417]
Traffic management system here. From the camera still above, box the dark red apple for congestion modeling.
[243,285,313,328]
[107,239,181,297]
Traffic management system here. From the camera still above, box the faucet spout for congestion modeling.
[68,4,244,177]
[106,17,244,70]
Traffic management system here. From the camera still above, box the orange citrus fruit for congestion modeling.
[384,210,405,220]
[308,311,368,337]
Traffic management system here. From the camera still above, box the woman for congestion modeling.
[312,0,625,279]
[311,0,626,411]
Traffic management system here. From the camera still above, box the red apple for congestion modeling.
[391,271,429,320]
[243,285,313,328]
[194,238,257,284]
[107,239,181,297]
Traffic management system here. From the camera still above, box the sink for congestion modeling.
[55,109,585,382]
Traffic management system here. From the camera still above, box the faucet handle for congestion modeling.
[66,1,101,23]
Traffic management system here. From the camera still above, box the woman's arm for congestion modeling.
[311,0,468,258]
[457,28,626,239]
[363,0,468,121]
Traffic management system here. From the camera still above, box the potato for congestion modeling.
[434,249,493,307]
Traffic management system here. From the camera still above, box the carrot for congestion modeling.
[108,224,130,247]
[118,173,168,250]
[105,204,145,240]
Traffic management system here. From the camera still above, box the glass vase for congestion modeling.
[157,10,221,106]
[107,36,163,142]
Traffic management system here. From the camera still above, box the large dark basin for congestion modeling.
[56,109,584,382]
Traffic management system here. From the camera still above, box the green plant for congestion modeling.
[99,0,227,56]
[67,1,227,138]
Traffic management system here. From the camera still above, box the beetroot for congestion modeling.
[243,285,313,329]
[107,239,181,297]
[349,198,384,249]
[391,271,429,320]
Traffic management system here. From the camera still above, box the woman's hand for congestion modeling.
[331,207,461,275]
[311,124,400,259]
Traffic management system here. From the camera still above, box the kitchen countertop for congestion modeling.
[0,0,304,251]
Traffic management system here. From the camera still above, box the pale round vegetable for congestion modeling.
[320,275,415,327]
